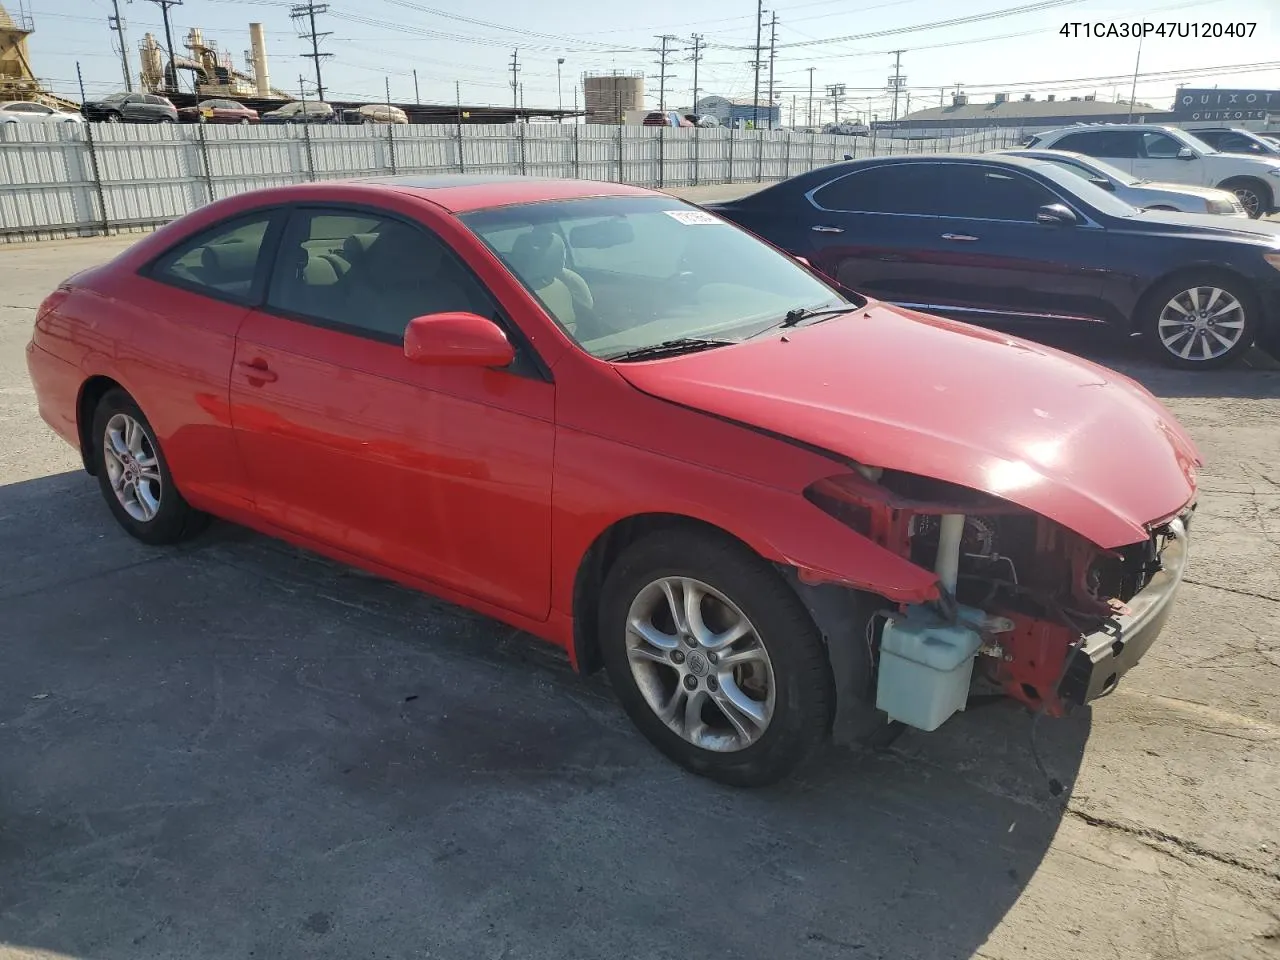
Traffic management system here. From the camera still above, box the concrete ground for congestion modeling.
[1,188,1279,960]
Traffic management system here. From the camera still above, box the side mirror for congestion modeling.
[1087,176,1115,192]
[1176,147,1196,160]
[1035,203,1079,226]
[403,312,515,368]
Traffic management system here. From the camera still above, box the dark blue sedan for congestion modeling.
[706,154,1280,369]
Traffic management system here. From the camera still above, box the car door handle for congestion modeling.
[811,225,845,233]
[236,359,277,384]
[941,233,979,241]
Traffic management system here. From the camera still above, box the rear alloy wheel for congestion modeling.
[92,389,208,545]
[1141,273,1257,369]
[599,530,834,787]
[105,112,122,123]
[1219,177,1271,219]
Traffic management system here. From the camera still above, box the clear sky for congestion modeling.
[16,0,1279,120]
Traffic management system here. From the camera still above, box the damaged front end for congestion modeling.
[805,468,1194,732]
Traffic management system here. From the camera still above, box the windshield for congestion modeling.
[460,196,854,359]
[1024,161,1142,217]
[101,93,128,103]
[1035,153,1140,187]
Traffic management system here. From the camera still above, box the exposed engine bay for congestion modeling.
[804,466,1192,729]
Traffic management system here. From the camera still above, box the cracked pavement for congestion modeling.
[2,190,1279,959]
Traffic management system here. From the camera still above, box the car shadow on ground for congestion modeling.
[0,471,1090,960]
[994,322,1280,399]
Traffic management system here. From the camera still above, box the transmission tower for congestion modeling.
[290,2,332,102]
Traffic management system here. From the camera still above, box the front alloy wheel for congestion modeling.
[625,576,776,752]
[1156,286,1247,363]
[599,530,835,787]
[1141,272,1257,369]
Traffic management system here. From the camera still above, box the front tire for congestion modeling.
[598,529,834,787]
[91,389,208,545]
[1218,177,1272,219]
[1137,271,1258,369]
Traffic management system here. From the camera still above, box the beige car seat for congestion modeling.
[506,229,593,333]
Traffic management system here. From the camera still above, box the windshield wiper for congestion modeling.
[748,304,858,338]
[605,337,735,362]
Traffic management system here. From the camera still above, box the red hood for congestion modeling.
[615,303,1200,549]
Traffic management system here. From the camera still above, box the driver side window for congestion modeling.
[1141,132,1183,159]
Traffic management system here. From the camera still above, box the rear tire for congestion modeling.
[105,111,122,123]
[91,389,209,545]
[598,528,834,787]
[1217,177,1272,219]
[1137,270,1258,369]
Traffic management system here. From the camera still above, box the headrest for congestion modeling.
[342,232,378,263]
[508,229,566,289]
[362,222,442,280]
[201,240,256,275]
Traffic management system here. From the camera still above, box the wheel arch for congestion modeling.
[76,374,126,474]
[570,510,892,743]
[1213,175,1274,214]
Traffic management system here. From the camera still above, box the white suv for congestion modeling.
[1025,123,1280,219]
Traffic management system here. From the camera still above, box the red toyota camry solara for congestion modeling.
[27,176,1200,786]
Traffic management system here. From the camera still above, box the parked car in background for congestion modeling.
[1184,127,1280,157]
[642,111,693,128]
[177,98,258,125]
[991,148,1247,217]
[1258,132,1280,149]
[357,104,408,124]
[81,92,178,123]
[260,100,334,124]
[823,121,869,136]
[706,154,1280,368]
[25,175,1200,786]
[0,100,83,125]
[1025,123,1280,218]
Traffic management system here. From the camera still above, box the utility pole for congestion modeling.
[826,82,844,125]
[145,0,182,94]
[806,66,815,127]
[752,0,763,127]
[688,33,703,117]
[289,3,332,102]
[413,68,420,104]
[509,48,520,118]
[557,57,565,122]
[766,11,778,130]
[1127,37,1142,121]
[654,34,677,112]
[888,49,906,123]
[108,0,133,91]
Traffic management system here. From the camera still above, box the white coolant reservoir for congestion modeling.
[876,605,985,732]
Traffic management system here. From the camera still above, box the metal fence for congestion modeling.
[0,122,1031,241]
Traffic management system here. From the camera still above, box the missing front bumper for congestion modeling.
[1060,513,1192,705]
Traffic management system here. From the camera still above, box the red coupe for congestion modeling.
[26,176,1199,786]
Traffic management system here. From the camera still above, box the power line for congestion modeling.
[290,2,333,101]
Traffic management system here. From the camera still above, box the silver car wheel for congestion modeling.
[102,413,163,523]
[1232,186,1261,217]
[625,576,775,753]
[1156,286,1246,362]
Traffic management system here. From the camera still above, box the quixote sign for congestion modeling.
[1172,89,1279,122]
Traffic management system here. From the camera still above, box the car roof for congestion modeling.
[350,174,659,213]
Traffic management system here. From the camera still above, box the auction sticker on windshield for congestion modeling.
[664,210,722,225]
